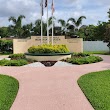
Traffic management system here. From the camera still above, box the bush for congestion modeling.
[28,44,69,54]
[0,59,9,66]
[65,56,103,65]
[0,59,28,66]
[0,40,13,53]
[73,52,90,57]
[9,53,26,60]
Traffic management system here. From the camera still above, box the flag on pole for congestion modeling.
[45,0,47,7]
[51,0,55,15]
[40,0,44,16]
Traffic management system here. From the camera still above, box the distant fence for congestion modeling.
[83,41,109,51]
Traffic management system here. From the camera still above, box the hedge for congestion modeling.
[0,40,13,53]
[0,59,28,66]
[9,53,25,60]
[28,44,70,54]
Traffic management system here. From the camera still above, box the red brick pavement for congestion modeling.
[0,55,110,110]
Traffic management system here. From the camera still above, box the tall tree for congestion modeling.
[48,16,56,35]
[33,19,47,36]
[68,16,86,32]
[104,24,110,53]
[0,27,9,38]
[58,19,69,35]
[9,15,25,38]
[22,23,33,38]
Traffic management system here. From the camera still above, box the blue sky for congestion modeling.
[0,0,110,27]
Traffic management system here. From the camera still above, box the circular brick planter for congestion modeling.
[25,53,72,61]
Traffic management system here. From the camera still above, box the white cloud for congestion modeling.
[0,0,109,26]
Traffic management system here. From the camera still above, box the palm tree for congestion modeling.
[48,16,56,35]
[33,19,47,36]
[68,16,86,31]
[22,23,33,38]
[48,16,56,27]
[58,19,69,35]
[9,15,25,38]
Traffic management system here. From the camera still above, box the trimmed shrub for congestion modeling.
[65,56,103,65]
[0,59,28,66]
[9,53,25,60]
[28,44,69,54]
[0,40,13,53]
[73,52,90,57]
[0,59,9,66]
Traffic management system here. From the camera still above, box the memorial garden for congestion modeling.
[0,0,110,110]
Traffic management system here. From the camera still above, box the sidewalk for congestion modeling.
[0,55,110,110]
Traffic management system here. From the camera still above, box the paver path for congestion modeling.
[0,55,110,110]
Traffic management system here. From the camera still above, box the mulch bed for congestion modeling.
[41,61,57,67]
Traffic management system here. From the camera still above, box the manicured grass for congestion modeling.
[0,75,19,110]
[0,52,11,55]
[84,51,110,55]
[78,70,110,110]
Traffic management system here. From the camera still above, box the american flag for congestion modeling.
[51,0,55,15]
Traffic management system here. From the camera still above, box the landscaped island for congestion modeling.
[25,44,72,61]
[0,44,103,66]
[63,52,103,65]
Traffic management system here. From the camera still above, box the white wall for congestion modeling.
[83,41,109,51]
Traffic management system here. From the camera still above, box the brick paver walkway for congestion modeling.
[0,55,110,110]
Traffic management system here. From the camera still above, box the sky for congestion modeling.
[0,0,110,27]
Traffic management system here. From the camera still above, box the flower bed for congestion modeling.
[26,44,71,61]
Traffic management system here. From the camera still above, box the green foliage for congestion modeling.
[9,53,25,60]
[9,15,25,38]
[72,52,90,57]
[65,56,102,65]
[68,16,86,30]
[0,59,28,66]
[28,44,70,54]
[0,27,9,38]
[78,70,110,110]
[84,51,110,55]
[104,24,110,52]
[0,40,13,53]
[0,75,19,110]
[22,23,33,38]
[78,21,108,41]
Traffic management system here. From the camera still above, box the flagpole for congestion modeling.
[52,13,54,45]
[41,10,43,44]
[51,0,54,45]
[47,0,49,44]
[41,0,43,44]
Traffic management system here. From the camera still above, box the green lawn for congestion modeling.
[84,51,110,55]
[0,75,19,110]
[78,70,110,110]
[0,52,11,55]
